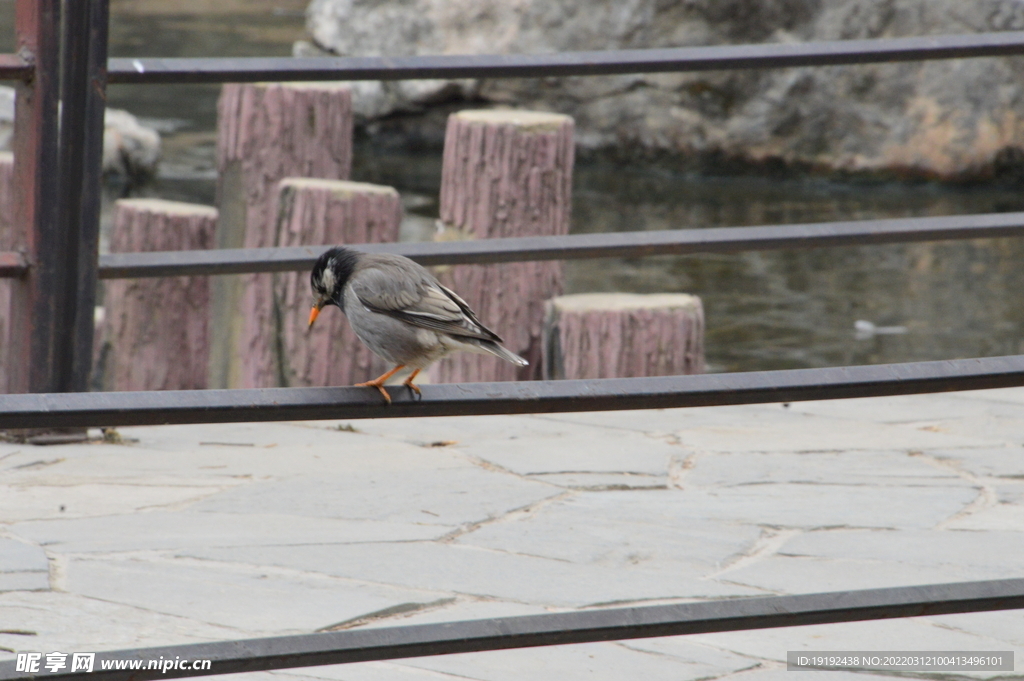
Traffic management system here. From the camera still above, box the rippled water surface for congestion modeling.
[5,2,1021,373]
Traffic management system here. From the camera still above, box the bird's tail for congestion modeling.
[475,340,529,366]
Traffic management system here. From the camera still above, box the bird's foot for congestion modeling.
[403,369,422,400]
[355,380,392,404]
[355,365,406,405]
[404,382,422,400]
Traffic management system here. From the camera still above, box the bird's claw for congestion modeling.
[355,381,392,404]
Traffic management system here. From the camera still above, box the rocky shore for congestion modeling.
[302,0,1024,181]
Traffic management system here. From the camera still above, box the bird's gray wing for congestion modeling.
[350,265,502,343]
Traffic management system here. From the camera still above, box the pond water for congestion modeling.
[6,2,1022,373]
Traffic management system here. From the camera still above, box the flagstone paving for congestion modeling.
[2,387,1023,680]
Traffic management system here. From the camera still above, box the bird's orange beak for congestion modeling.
[308,304,322,328]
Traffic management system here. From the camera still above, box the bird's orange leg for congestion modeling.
[403,368,422,397]
[355,365,405,404]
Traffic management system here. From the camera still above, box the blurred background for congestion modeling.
[3,0,1023,374]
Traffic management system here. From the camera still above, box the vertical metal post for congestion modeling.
[9,0,62,395]
[60,0,109,393]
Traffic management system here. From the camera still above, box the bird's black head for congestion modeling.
[310,247,359,312]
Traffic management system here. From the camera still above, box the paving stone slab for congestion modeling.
[454,498,761,572]
[943,502,1024,531]
[782,393,1017,424]
[65,556,446,633]
[716,669,899,681]
[183,543,760,607]
[539,403,1004,451]
[951,386,1024,405]
[0,591,243,660]
[718,554,1009,594]
[680,450,962,488]
[401,639,754,681]
[930,447,1024,479]
[9,511,449,554]
[340,415,682,475]
[688,616,1019,666]
[615,637,761,671]
[536,404,797,434]
[671,418,996,453]
[542,485,977,531]
[926,610,1024,647]
[189,466,560,527]
[119,421,400,451]
[319,414,618,448]
[76,424,444,481]
[779,529,1024,570]
[264,663,484,681]
[0,536,49,572]
[547,406,1001,451]
[0,571,49,591]
[457,431,679,476]
[908,415,1024,447]
[0,483,222,521]
[525,472,667,490]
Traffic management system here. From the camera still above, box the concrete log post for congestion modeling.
[0,152,13,392]
[543,293,705,380]
[431,109,574,383]
[272,178,402,387]
[213,82,353,388]
[97,199,217,391]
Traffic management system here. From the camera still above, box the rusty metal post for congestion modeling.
[9,0,62,395]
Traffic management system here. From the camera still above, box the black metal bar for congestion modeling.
[1,578,1022,681]
[106,30,1024,84]
[69,0,109,392]
[91,211,1024,279]
[8,0,62,394]
[0,355,1021,429]
[55,0,100,393]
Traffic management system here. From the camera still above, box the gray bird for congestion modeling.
[308,247,528,402]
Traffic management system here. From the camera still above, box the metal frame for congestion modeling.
[1,4,1023,675]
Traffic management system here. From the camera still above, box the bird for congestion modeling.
[308,246,528,403]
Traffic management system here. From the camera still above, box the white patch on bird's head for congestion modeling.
[319,258,337,294]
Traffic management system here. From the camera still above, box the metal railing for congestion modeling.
[3,578,1024,681]
[0,1,1023,678]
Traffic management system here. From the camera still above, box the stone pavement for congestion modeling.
[2,387,1024,680]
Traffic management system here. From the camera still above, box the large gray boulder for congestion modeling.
[304,0,1024,179]
[0,85,160,180]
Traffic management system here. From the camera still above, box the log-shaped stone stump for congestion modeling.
[213,82,353,388]
[98,199,217,391]
[431,109,574,383]
[543,293,705,380]
[272,178,401,387]
[0,152,13,392]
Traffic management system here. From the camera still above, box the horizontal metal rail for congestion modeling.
[1,578,1022,681]
[78,210,1024,279]
[0,250,29,277]
[0,355,1022,429]
[0,53,30,80]
[104,31,1024,84]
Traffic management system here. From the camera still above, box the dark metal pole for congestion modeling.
[8,0,62,395]
[70,0,109,392]
[103,30,1024,84]
[86,210,1024,279]
[56,0,90,393]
